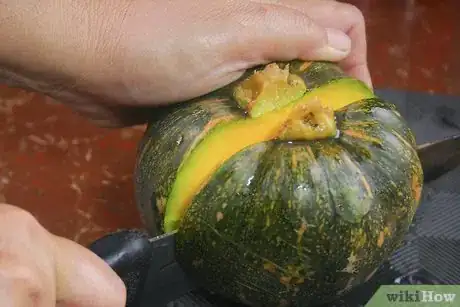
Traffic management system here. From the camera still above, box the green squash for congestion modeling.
[134,61,423,307]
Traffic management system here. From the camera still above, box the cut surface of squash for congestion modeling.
[163,75,374,232]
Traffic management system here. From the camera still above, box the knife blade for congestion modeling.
[88,133,460,307]
[417,134,460,182]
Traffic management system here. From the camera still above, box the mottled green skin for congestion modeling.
[134,98,244,234]
[134,61,423,306]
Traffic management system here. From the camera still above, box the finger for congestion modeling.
[261,0,372,87]
[52,235,126,307]
[303,1,372,88]
[226,2,352,67]
[0,203,126,307]
[0,204,56,307]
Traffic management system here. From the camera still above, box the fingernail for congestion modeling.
[311,29,351,60]
[326,28,351,53]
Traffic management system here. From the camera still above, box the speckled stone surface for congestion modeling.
[1,0,459,246]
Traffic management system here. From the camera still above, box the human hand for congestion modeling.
[0,0,370,126]
[0,203,125,307]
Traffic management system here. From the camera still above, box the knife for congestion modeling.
[88,132,460,307]
[417,134,460,182]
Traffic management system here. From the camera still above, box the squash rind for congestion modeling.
[134,61,423,307]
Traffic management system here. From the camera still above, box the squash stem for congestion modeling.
[233,63,337,141]
[233,63,307,118]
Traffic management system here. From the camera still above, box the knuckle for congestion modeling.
[0,260,44,302]
[301,16,326,40]
[237,2,295,27]
[0,204,40,228]
[243,3,320,36]
[0,204,44,240]
[235,3,269,27]
[0,206,49,304]
[341,3,365,26]
[290,10,316,30]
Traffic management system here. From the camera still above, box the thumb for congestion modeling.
[52,235,126,307]
[230,3,351,65]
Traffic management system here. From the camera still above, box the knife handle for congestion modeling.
[88,229,152,307]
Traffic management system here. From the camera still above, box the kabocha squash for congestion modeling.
[134,61,423,307]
